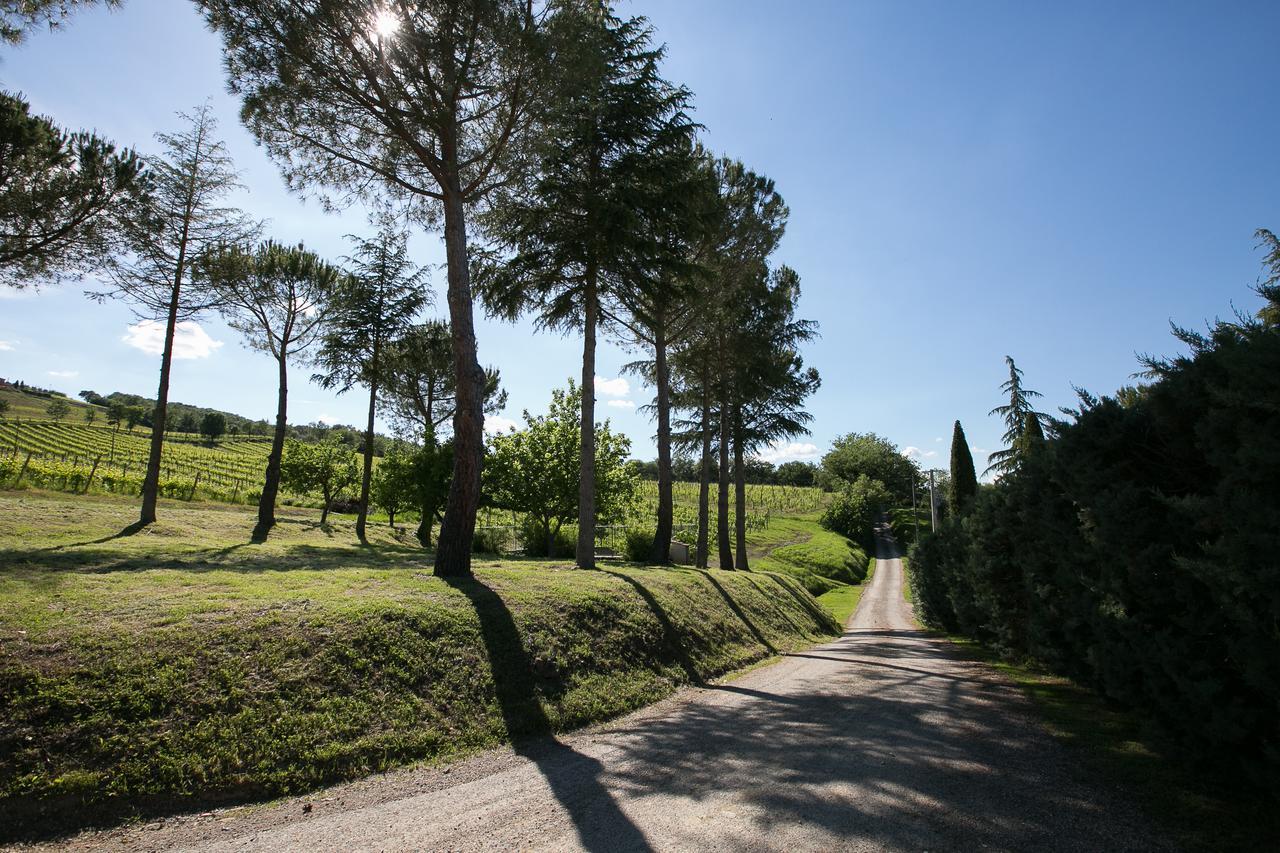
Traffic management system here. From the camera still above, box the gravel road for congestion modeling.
[38,530,1166,852]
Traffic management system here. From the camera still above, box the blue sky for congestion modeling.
[2,0,1277,473]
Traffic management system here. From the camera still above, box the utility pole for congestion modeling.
[927,469,938,532]
[909,473,919,544]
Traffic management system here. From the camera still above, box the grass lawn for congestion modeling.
[0,490,839,840]
[951,638,1279,853]
[814,555,876,626]
[0,387,102,421]
[749,516,868,594]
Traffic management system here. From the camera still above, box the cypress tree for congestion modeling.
[948,420,978,512]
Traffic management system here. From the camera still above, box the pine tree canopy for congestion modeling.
[1,0,117,44]
[984,355,1052,477]
[1,91,149,288]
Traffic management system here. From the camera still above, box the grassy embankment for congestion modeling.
[0,490,840,839]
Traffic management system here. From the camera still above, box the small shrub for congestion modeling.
[622,528,655,562]
[520,517,575,558]
[472,527,509,555]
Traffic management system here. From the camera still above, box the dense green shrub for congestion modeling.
[820,474,890,553]
[471,527,510,555]
[910,306,1280,788]
[622,528,655,562]
[520,517,575,558]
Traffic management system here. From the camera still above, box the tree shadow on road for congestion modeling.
[593,629,1171,852]
[445,577,653,852]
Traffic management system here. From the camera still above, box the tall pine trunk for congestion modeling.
[650,321,672,563]
[696,391,711,569]
[255,349,288,540]
[355,370,378,543]
[434,183,485,578]
[139,289,181,525]
[717,403,733,570]
[577,272,598,569]
[139,236,192,525]
[733,412,749,570]
[139,137,198,527]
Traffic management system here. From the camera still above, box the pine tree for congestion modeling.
[614,143,716,562]
[728,265,819,569]
[477,0,697,568]
[312,228,429,543]
[1,0,117,44]
[1,92,147,288]
[198,0,546,578]
[1254,228,1280,327]
[671,158,787,569]
[91,104,258,526]
[948,420,978,512]
[984,356,1050,477]
[202,241,342,539]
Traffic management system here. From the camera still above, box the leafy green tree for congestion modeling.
[198,0,547,580]
[479,1,697,569]
[409,440,455,547]
[124,405,145,430]
[279,437,360,525]
[312,228,428,542]
[1,0,117,43]
[104,400,125,459]
[1,91,147,288]
[202,240,342,540]
[821,432,918,506]
[820,474,891,554]
[775,461,817,487]
[45,397,69,421]
[199,411,226,442]
[176,412,198,434]
[0,398,9,418]
[370,445,417,528]
[948,420,978,513]
[484,380,637,558]
[82,406,96,424]
[91,104,258,527]
[985,356,1052,477]
[380,320,507,441]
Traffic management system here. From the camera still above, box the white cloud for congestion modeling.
[934,437,943,443]
[317,414,342,426]
[0,340,15,351]
[606,399,635,409]
[594,375,630,398]
[755,441,820,464]
[902,446,938,460]
[972,447,989,455]
[122,320,223,360]
[47,370,79,378]
[484,414,519,434]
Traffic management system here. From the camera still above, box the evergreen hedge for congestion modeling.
[909,310,1280,789]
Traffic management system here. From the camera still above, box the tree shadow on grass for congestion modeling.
[600,570,704,686]
[444,577,653,852]
[696,570,777,655]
